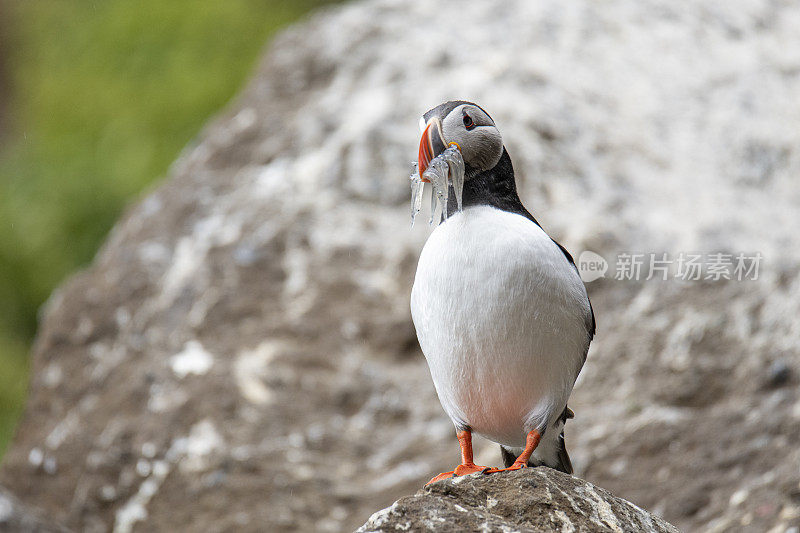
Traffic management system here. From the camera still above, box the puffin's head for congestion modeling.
[418,100,503,182]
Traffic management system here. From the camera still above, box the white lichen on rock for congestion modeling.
[169,340,214,378]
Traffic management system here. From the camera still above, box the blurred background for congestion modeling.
[0,0,339,455]
[0,1,798,531]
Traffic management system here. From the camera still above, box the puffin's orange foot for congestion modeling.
[486,461,527,474]
[426,463,491,485]
[426,470,455,484]
[454,463,491,476]
[486,430,542,474]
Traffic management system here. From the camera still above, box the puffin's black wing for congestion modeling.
[551,240,596,340]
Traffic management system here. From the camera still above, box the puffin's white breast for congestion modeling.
[410,205,590,447]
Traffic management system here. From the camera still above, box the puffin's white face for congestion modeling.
[418,102,503,181]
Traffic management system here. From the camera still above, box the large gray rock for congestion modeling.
[2,0,800,531]
[357,469,679,533]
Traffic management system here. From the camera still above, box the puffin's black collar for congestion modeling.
[446,148,536,224]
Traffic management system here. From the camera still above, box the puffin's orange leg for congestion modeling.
[487,429,542,473]
[426,430,491,485]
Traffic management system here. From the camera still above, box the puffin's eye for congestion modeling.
[463,114,475,130]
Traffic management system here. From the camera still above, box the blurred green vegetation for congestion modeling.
[0,0,339,456]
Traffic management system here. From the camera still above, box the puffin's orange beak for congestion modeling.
[418,118,446,182]
[418,123,434,182]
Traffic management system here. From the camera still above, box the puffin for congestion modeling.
[410,101,595,484]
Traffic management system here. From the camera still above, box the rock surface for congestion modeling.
[2,0,800,532]
[357,468,678,533]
